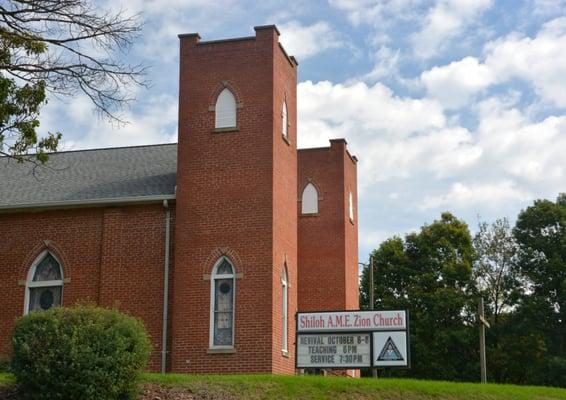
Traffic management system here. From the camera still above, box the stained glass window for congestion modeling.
[27,252,63,313]
[282,267,288,353]
[211,258,235,347]
[33,254,62,281]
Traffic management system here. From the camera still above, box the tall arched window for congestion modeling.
[215,88,237,129]
[210,257,235,348]
[25,251,63,313]
[281,266,288,353]
[301,183,319,214]
[282,100,288,139]
[349,191,354,221]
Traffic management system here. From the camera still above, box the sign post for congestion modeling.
[368,255,377,378]
[296,310,410,372]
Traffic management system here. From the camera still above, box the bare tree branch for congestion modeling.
[0,0,147,162]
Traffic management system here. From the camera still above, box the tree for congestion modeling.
[0,0,146,162]
[514,195,566,357]
[361,212,477,381]
[472,218,523,382]
[473,217,521,324]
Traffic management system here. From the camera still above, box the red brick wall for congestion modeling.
[297,140,359,313]
[172,26,297,374]
[272,33,298,374]
[0,26,357,377]
[0,204,173,371]
[343,147,359,310]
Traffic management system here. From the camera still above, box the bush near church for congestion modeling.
[11,306,151,400]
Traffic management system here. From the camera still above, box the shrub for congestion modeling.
[0,358,10,372]
[11,306,151,400]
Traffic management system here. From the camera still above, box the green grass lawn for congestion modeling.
[3,371,566,399]
[0,372,14,386]
[142,373,566,400]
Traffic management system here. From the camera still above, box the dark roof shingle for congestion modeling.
[0,143,177,209]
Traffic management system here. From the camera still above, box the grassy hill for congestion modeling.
[3,372,566,399]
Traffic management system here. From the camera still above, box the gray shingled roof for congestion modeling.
[0,143,177,209]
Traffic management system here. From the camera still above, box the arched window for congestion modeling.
[301,183,319,214]
[25,251,63,313]
[349,191,354,221]
[210,257,235,348]
[215,88,237,129]
[281,266,288,353]
[282,101,288,139]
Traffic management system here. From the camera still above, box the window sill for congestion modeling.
[282,135,291,146]
[213,127,239,133]
[207,347,236,354]
[300,213,320,217]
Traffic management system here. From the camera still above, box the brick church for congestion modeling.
[0,25,359,375]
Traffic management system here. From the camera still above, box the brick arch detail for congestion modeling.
[208,81,244,110]
[20,240,70,281]
[203,247,244,276]
[298,178,324,201]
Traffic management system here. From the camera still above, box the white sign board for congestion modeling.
[297,310,406,332]
[297,333,371,368]
[372,331,408,367]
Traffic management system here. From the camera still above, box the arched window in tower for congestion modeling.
[282,100,289,139]
[281,266,289,353]
[349,191,354,221]
[25,251,63,313]
[301,183,319,215]
[215,88,237,129]
[210,257,235,347]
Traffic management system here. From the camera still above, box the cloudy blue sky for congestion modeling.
[39,0,566,261]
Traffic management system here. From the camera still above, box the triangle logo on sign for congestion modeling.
[377,336,404,361]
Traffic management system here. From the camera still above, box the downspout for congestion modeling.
[161,199,171,373]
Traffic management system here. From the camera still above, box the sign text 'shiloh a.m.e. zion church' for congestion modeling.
[0,25,359,376]
[296,311,410,370]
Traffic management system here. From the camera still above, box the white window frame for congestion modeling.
[301,183,319,215]
[281,266,288,353]
[215,88,237,129]
[282,100,289,139]
[209,257,236,349]
[24,250,64,314]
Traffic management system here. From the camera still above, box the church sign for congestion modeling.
[296,310,410,369]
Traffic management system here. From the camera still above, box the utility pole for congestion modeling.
[478,297,490,383]
[369,254,374,311]
[369,254,378,378]
[359,256,378,378]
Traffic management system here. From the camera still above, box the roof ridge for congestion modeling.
[20,142,178,157]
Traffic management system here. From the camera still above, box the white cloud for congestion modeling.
[476,96,566,185]
[40,93,178,150]
[359,227,396,250]
[278,21,343,59]
[420,17,566,109]
[102,0,246,63]
[298,75,565,233]
[420,181,532,210]
[485,17,566,108]
[328,0,425,27]
[363,46,402,81]
[421,56,495,108]
[298,80,445,144]
[531,0,566,15]
[297,80,486,189]
[411,0,493,59]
